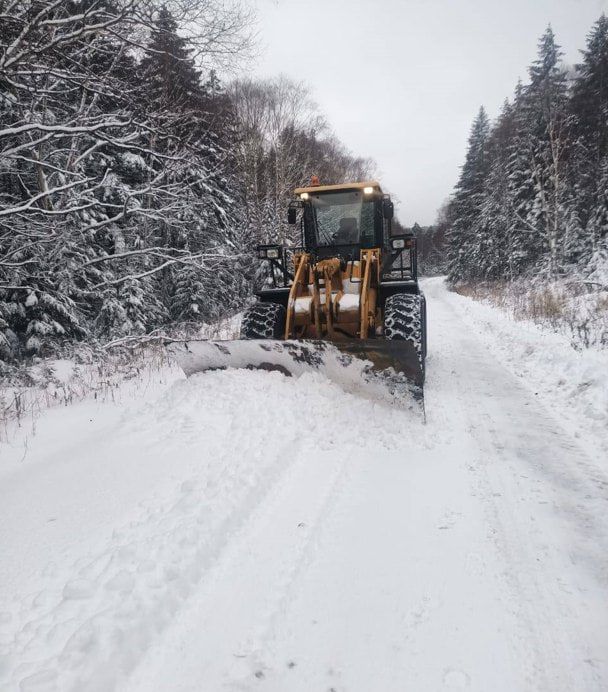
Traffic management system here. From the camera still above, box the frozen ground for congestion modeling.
[0,277,607,691]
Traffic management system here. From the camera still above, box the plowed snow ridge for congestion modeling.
[0,277,607,692]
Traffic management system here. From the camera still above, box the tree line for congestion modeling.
[446,16,608,286]
[0,1,373,361]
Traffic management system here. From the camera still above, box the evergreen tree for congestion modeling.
[139,5,203,112]
[444,16,608,286]
[569,14,608,256]
[447,106,490,283]
[136,6,247,324]
[570,14,608,160]
[476,100,518,279]
[586,158,608,250]
[504,80,544,274]
[524,26,569,276]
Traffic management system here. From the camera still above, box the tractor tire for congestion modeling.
[240,302,286,340]
[384,293,426,365]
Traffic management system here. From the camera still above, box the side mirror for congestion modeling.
[383,199,394,220]
[287,208,297,225]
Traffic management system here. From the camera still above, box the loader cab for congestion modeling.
[289,182,393,259]
[254,180,417,296]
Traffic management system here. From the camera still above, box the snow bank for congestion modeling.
[0,347,179,442]
[0,313,241,440]
[453,276,608,350]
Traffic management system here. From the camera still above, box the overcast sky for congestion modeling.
[249,0,608,226]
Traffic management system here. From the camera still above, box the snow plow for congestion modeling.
[168,179,427,407]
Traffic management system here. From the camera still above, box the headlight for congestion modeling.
[391,238,406,249]
[266,248,280,259]
[300,192,309,200]
[363,186,374,195]
[257,249,267,259]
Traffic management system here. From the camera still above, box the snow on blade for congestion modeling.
[166,338,423,411]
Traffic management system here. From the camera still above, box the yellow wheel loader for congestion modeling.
[168,180,427,407]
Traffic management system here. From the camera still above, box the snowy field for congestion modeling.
[1,278,607,692]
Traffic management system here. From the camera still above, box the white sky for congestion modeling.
[249,0,608,225]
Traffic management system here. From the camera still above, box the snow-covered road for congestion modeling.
[1,278,607,692]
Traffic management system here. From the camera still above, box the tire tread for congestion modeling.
[240,302,285,339]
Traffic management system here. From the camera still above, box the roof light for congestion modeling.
[363,186,374,194]
[300,192,309,200]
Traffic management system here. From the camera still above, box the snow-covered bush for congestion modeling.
[454,276,608,350]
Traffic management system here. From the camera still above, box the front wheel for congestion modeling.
[240,302,286,339]
[384,293,426,368]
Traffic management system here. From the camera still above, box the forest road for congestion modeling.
[1,278,607,692]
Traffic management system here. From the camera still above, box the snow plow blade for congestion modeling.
[166,339,424,409]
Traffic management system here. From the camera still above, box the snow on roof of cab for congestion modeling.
[293,181,382,195]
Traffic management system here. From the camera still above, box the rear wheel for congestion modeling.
[240,302,286,340]
[384,293,426,367]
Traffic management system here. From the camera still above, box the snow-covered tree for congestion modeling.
[447,106,490,282]
[445,22,608,283]
[1,2,375,361]
[569,14,608,259]
[0,0,252,357]
[523,27,570,276]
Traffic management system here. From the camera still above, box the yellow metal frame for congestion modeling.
[284,248,380,341]
[359,248,380,339]
[285,252,310,340]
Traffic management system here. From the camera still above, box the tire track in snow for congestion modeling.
[424,277,608,691]
[123,440,359,690]
[1,370,414,692]
[0,373,304,691]
[122,381,412,690]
